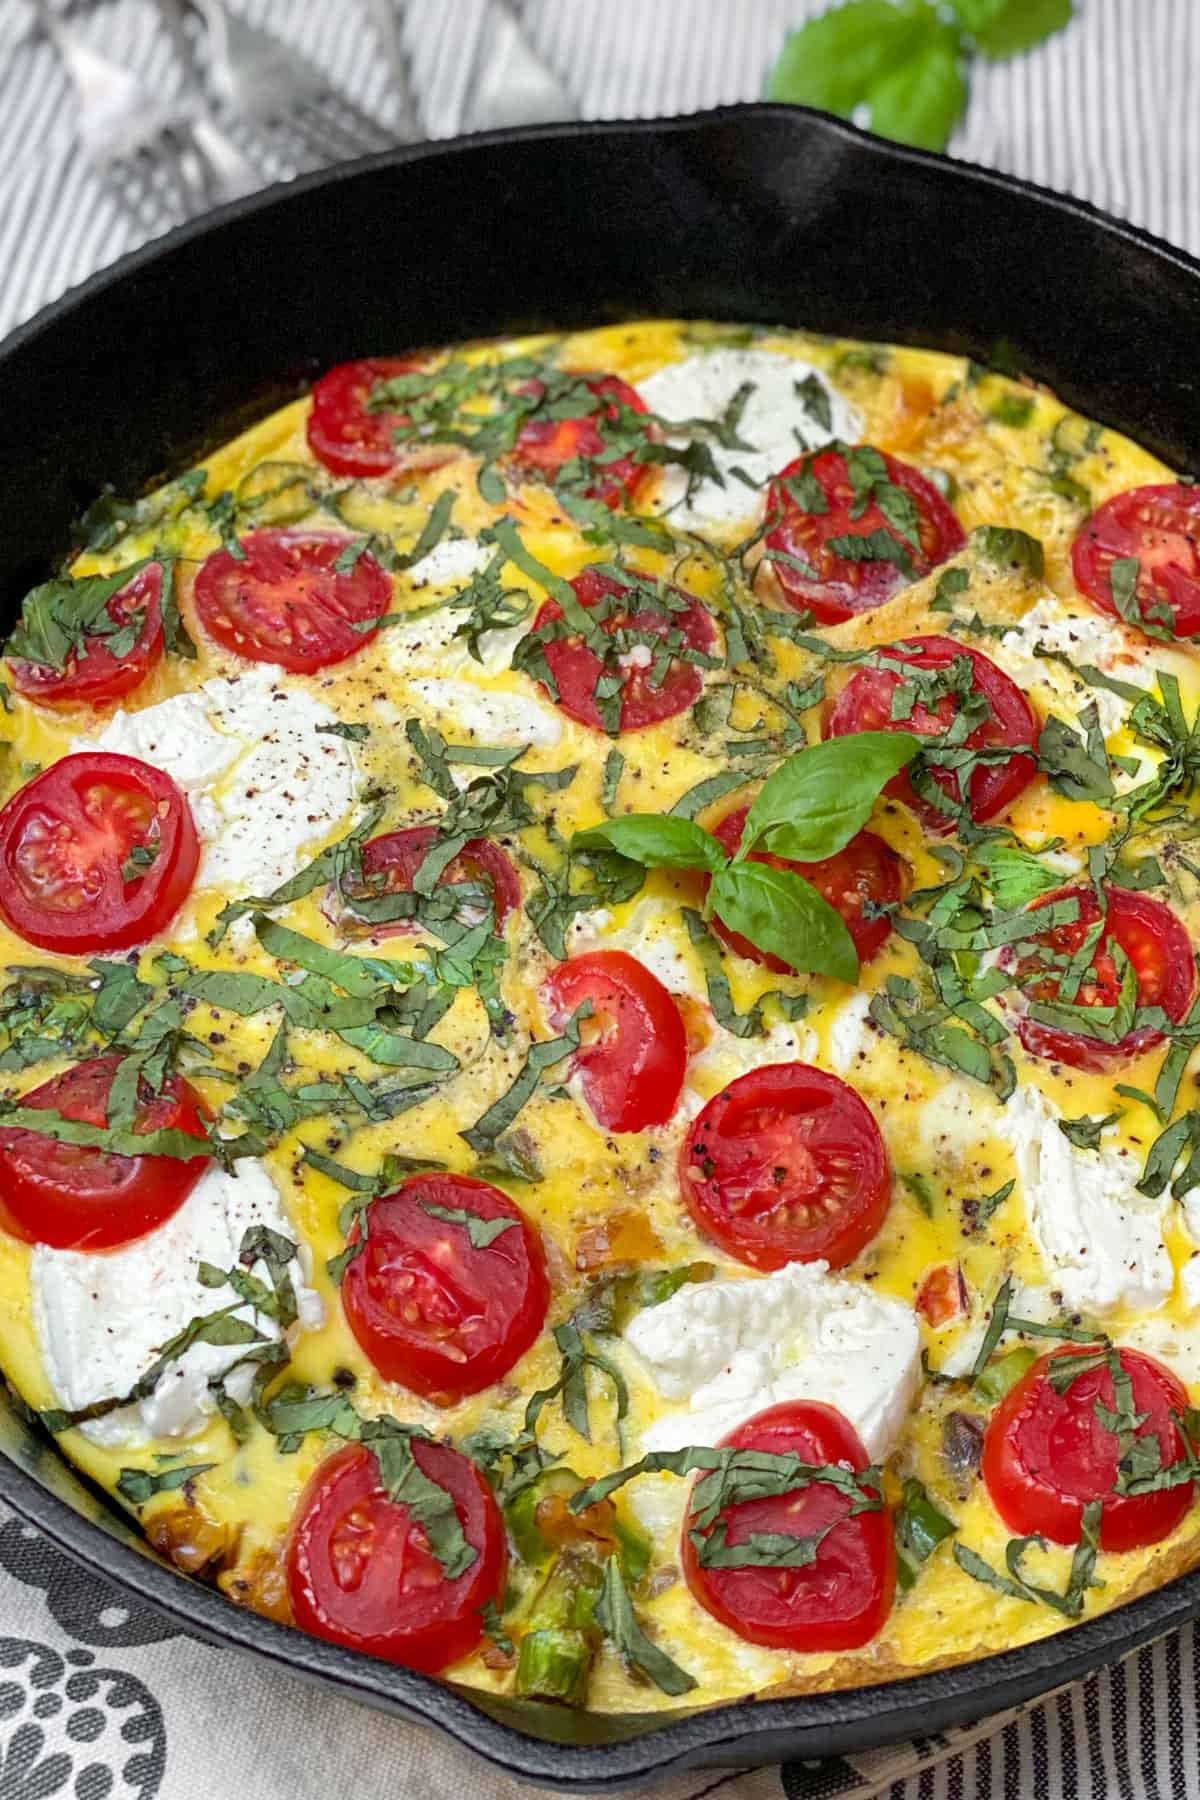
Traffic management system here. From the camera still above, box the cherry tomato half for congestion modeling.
[340,827,521,934]
[0,752,199,954]
[825,634,1037,833]
[193,529,392,673]
[0,1054,210,1251]
[1003,884,1195,1071]
[761,447,965,625]
[509,372,651,509]
[709,805,902,969]
[529,566,717,734]
[680,1063,890,1271]
[306,356,445,479]
[1072,483,1200,639]
[9,563,163,708]
[982,1346,1194,1551]
[682,1401,895,1652]
[341,1173,549,1404]
[543,948,687,1132]
[287,1441,505,1672]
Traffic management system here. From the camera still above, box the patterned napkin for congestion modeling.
[1,3,1199,1795]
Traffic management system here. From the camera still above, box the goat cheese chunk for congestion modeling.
[624,1259,921,1459]
[635,349,859,534]
[995,596,1155,738]
[33,1160,323,1449]
[403,676,563,748]
[998,1084,1171,1315]
[386,538,529,676]
[72,667,357,895]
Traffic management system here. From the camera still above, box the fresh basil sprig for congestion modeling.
[571,732,918,983]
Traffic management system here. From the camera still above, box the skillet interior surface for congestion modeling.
[2,103,1200,1788]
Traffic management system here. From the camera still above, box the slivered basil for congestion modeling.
[460,1009,587,1152]
[594,1555,696,1696]
[420,1201,518,1249]
[116,1462,216,1507]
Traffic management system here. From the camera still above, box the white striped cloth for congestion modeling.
[1,5,1200,1798]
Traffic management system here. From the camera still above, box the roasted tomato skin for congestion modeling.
[528,566,717,734]
[0,1054,209,1251]
[341,827,521,933]
[341,1174,549,1404]
[0,752,199,953]
[287,1442,506,1672]
[825,634,1037,832]
[1072,483,1200,638]
[709,805,902,968]
[679,1062,890,1271]
[9,563,164,707]
[1004,884,1195,1071]
[543,948,687,1131]
[509,373,651,508]
[306,356,440,478]
[682,1400,895,1652]
[193,529,392,672]
[982,1346,1194,1551]
[761,446,965,624]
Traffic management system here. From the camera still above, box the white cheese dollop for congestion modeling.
[73,667,357,895]
[997,1084,1171,1315]
[404,676,563,748]
[569,895,703,996]
[826,989,876,1076]
[624,1259,921,1460]
[995,597,1155,738]
[635,350,860,534]
[385,538,530,677]
[32,1159,322,1449]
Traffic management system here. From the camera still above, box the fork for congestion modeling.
[35,0,258,235]
[190,0,413,169]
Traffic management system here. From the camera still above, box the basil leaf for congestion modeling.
[709,862,858,983]
[420,1201,518,1250]
[5,560,151,671]
[948,0,1072,60]
[88,959,152,1038]
[116,1462,215,1507]
[971,524,1045,578]
[571,815,726,873]
[594,1555,696,1696]
[668,769,752,820]
[460,1010,586,1152]
[1058,1112,1121,1152]
[894,1478,956,1591]
[973,842,1062,909]
[739,730,919,862]
[371,1432,477,1581]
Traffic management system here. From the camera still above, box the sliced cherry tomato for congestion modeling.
[9,564,163,708]
[982,1346,1193,1551]
[825,634,1037,833]
[0,752,199,953]
[1003,884,1194,1071]
[193,529,392,673]
[341,1173,548,1404]
[306,356,445,478]
[709,805,901,969]
[287,1441,505,1672]
[339,827,521,934]
[915,1263,968,1326]
[509,372,651,509]
[0,1054,209,1251]
[680,1063,890,1271]
[1072,483,1200,638]
[761,446,965,625]
[543,948,687,1132]
[529,566,717,733]
[682,1400,894,1652]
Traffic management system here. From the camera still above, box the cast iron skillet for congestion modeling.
[2,103,1200,1790]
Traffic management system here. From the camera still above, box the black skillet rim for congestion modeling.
[1,100,1200,1789]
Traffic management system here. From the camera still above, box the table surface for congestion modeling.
[1,3,1199,1797]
